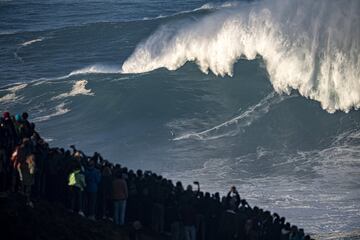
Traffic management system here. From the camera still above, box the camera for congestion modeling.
[193,181,199,185]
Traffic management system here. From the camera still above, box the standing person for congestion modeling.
[21,112,33,139]
[113,171,128,226]
[14,114,25,140]
[18,154,36,207]
[2,112,18,149]
[180,199,197,240]
[226,186,241,211]
[68,162,86,216]
[99,162,113,219]
[0,121,8,191]
[84,159,101,220]
[11,139,32,192]
[0,146,6,191]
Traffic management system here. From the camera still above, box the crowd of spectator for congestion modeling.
[0,111,314,240]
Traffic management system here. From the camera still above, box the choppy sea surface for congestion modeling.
[1,0,359,238]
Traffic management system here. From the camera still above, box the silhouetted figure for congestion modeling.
[68,162,86,216]
[2,112,18,148]
[113,172,128,225]
[99,162,113,219]
[84,159,101,220]
[226,186,241,211]
[180,199,197,240]
[18,154,36,207]
[21,112,33,139]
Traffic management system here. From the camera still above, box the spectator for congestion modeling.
[180,199,197,240]
[84,159,101,220]
[2,111,18,148]
[18,154,36,207]
[99,162,113,219]
[113,172,128,225]
[14,114,25,140]
[68,162,86,216]
[0,142,7,191]
[21,112,33,139]
[226,186,241,211]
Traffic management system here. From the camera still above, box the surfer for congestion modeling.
[170,129,175,138]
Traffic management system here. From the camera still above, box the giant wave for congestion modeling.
[122,0,360,113]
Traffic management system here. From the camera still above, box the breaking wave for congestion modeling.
[29,64,122,85]
[122,0,360,113]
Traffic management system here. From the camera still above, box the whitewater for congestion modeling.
[122,0,360,113]
[1,0,360,238]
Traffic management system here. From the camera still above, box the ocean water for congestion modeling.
[1,0,360,238]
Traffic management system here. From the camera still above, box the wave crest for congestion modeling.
[122,0,360,113]
[69,65,120,76]
[20,38,44,47]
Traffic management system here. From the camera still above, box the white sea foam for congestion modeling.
[6,83,27,92]
[0,93,17,103]
[173,92,289,141]
[165,128,360,233]
[29,64,121,85]
[33,102,70,122]
[43,137,54,142]
[142,2,239,21]
[69,65,120,76]
[123,0,360,113]
[195,1,241,11]
[20,37,44,47]
[52,80,94,100]
[0,83,27,103]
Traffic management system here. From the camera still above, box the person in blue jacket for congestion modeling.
[85,159,101,220]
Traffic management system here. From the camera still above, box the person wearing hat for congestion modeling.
[3,111,10,120]
[14,114,25,140]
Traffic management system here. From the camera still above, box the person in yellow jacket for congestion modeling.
[68,163,86,216]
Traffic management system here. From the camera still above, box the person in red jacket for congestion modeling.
[112,171,128,225]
